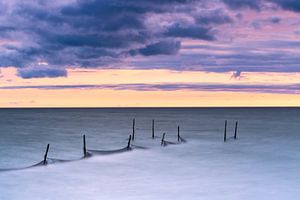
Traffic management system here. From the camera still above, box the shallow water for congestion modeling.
[0,108,300,199]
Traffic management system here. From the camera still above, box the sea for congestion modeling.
[0,108,299,200]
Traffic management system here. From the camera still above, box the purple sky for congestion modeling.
[0,0,300,104]
[0,0,299,74]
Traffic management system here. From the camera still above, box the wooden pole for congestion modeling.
[234,121,238,140]
[132,118,135,141]
[177,126,180,142]
[43,144,50,165]
[161,133,166,146]
[152,119,155,139]
[83,135,87,157]
[224,120,227,142]
[127,135,132,149]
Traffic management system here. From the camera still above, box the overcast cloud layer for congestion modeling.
[0,0,299,78]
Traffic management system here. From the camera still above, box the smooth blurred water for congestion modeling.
[0,108,300,200]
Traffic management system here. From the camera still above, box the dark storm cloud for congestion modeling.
[165,24,215,40]
[0,0,300,79]
[0,0,232,78]
[17,67,67,79]
[222,0,300,12]
[61,0,194,17]
[134,40,181,56]
[131,39,300,73]
[195,9,233,25]
[271,0,300,12]
[222,0,262,10]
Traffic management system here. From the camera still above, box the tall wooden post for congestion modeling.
[83,135,87,157]
[132,118,135,141]
[234,121,238,140]
[152,119,155,139]
[161,133,166,146]
[43,144,50,165]
[177,126,180,142]
[224,120,227,142]
[127,135,132,149]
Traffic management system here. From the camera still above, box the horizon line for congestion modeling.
[0,106,300,109]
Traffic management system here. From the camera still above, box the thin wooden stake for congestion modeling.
[152,119,155,139]
[177,126,180,142]
[224,120,227,142]
[43,144,50,165]
[132,118,135,141]
[83,135,87,157]
[161,133,166,146]
[127,135,132,149]
[234,121,238,140]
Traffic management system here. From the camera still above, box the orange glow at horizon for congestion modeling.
[0,67,300,107]
[1,89,300,107]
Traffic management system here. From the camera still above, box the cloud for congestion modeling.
[222,0,262,10]
[250,16,281,29]
[195,9,233,25]
[165,24,215,40]
[130,39,300,73]
[271,0,300,12]
[222,0,300,12]
[17,67,67,79]
[231,70,243,79]
[133,40,181,56]
[0,0,231,76]
[0,83,299,94]
[0,0,299,79]
[270,17,281,23]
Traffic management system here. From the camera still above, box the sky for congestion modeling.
[0,0,300,107]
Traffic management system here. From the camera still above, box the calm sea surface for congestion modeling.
[0,108,300,200]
